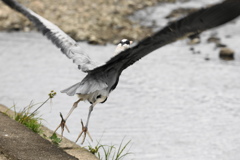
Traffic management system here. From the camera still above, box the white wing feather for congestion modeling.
[3,0,96,72]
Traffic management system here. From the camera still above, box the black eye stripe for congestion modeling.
[120,40,130,45]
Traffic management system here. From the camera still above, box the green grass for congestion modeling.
[50,133,62,145]
[11,90,57,134]
[12,101,42,134]
[87,138,132,160]
[6,90,132,156]
[10,91,63,145]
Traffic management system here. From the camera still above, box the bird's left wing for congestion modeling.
[2,0,96,72]
[91,0,240,75]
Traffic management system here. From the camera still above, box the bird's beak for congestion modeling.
[130,41,133,44]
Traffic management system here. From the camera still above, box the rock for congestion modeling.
[205,57,210,61]
[207,36,221,44]
[189,47,194,51]
[187,37,200,45]
[187,33,201,45]
[189,47,201,54]
[219,47,235,60]
[89,35,104,45]
[207,36,227,49]
[216,43,227,48]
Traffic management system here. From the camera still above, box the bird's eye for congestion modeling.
[125,40,130,45]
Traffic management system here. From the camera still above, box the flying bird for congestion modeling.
[2,0,240,144]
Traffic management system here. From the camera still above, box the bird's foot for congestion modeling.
[53,112,70,139]
[75,119,93,145]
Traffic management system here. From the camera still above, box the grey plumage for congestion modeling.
[2,0,240,144]
[96,0,240,74]
[2,0,96,72]
[78,0,240,103]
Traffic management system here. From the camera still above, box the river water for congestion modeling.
[1,1,240,160]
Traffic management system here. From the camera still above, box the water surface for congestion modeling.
[0,1,240,159]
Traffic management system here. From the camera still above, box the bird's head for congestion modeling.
[114,39,133,55]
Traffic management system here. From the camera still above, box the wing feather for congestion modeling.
[91,0,240,75]
[2,0,96,72]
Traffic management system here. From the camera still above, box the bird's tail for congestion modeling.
[61,82,81,96]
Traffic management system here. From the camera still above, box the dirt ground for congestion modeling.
[0,0,175,44]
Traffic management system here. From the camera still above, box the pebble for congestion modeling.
[187,33,201,45]
[207,36,221,44]
[216,43,227,48]
[219,47,235,60]
[205,57,210,61]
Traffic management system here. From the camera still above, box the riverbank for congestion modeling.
[0,104,98,160]
[0,0,175,44]
[1,0,240,159]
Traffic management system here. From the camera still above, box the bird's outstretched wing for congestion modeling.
[2,0,96,72]
[91,0,240,75]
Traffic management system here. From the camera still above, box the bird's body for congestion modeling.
[2,0,240,144]
[61,39,133,105]
[61,38,133,102]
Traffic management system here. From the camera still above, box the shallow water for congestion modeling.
[1,1,240,160]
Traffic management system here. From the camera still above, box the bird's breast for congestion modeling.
[77,89,108,104]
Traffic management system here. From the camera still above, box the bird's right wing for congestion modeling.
[91,0,240,75]
[2,0,96,72]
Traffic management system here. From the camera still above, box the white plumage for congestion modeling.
[114,39,133,55]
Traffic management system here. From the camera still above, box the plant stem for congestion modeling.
[29,98,50,117]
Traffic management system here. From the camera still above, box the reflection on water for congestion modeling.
[0,2,240,160]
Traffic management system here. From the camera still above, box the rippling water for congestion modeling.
[1,1,240,160]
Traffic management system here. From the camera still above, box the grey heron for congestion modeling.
[2,0,240,144]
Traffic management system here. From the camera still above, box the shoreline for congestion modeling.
[0,104,98,160]
[0,0,175,44]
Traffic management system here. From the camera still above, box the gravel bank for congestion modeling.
[0,0,175,44]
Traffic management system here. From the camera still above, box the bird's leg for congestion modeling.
[53,98,82,138]
[52,112,70,139]
[75,102,96,144]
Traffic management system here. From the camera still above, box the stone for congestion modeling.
[219,47,235,60]
[207,37,221,44]
[216,43,227,48]
[187,33,201,45]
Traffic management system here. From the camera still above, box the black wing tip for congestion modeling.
[92,0,240,73]
[2,0,24,13]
